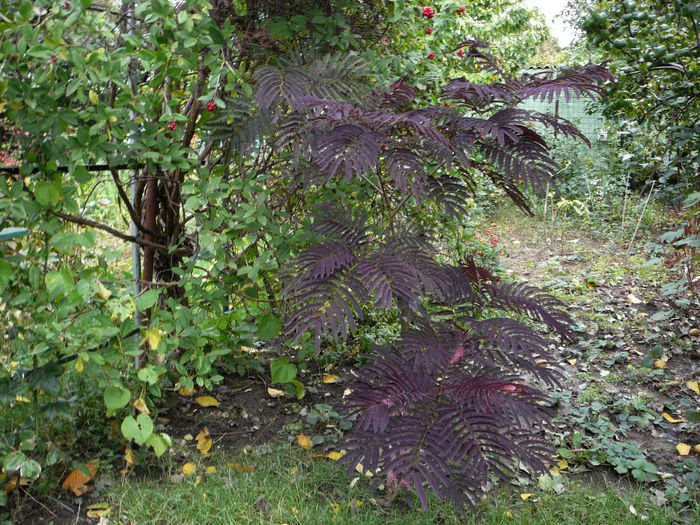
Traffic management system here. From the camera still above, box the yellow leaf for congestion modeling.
[267,387,286,398]
[88,90,99,105]
[195,427,210,441]
[687,381,700,395]
[195,396,219,407]
[653,360,667,369]
[557,459,568,470]
[205,466,217,475]
[322,374,340,383]
[676,443,691,456]
[194,475,201,487]
[663,413,683,423]
[61,462,98,496]
[183,433,193,441]
[296,434,313,450]
[327,450,346,461]
[74,357,84,373]
[15,395,31,403]
[355,463,373,477]
[178,386,197,396]
[145,327,162,351]
[694,444,700,454]
[133,397,150,415]
[197,438,212,454]
[520,493,533,501]
[182,462,196,476]
[229,463,254,473]
[95,281,111,300]
[85,502,110,519]
[124,448,135,467]
[504,510,514,519]
[567,358,577,366]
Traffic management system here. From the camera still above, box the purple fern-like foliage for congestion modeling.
[261,40,612,511]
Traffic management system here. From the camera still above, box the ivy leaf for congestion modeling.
[146,433,171,457]
[121,414,154,445]
[104,386,131,412]
[270,357,297,384]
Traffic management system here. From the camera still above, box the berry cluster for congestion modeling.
[167,120,177,130]
[425,27,433,35]
[421,6,435,19]
[206,101,216,111]
[456,6,466,15]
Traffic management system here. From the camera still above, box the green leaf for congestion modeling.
[146,433,171,457]
[257,313,281,340]
[34,181,62,207]
[135,289,160,310]
[0,227,29,240]
[121,414,154,446]
[104,386,131,411]
[3,451,26,472]
[270,357,297,384]
[20,458,41,480]
[0,259,12,293]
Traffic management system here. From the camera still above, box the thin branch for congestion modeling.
[109,168,155,235]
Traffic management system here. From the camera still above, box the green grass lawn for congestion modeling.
[103,444,685,524]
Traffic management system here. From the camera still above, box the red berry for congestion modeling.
[425,28,433,35]
[457,50,465,58]
[422,7,435,19]
[457,7,466,15]
[51,54,57,62]
[206,101,216,111]
[64,1,70,8]
[443,102,450,107]
[427,52,436,59]
[167,119,177,130]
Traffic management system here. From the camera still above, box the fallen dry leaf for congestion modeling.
[567,358,577,366]
[132,397,150,415]
[296,434,313,450]
[197,437,212,454]
[662,413,683,423]
[653,360,667,369]
[229,463,254,473]
[182,462,196,476]
[178,386,197,396]
[85,502,110,519]
[322,374,340,383]
[687,381,699,395]
[676,443,691,456]
[520,493,533,501]
[195,396,219,407]
[327,450,346,461]
[124,448,135,467]
[689,328,699,337]
[61,462,98,496]
[694,444,700,454]
[205,466,217,475]
[267,387,286,398]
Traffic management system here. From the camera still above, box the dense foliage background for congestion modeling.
[0,0,697,519]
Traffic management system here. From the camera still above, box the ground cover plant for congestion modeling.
[1,0,698,523]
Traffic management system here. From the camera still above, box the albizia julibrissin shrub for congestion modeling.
[251,40,612,511]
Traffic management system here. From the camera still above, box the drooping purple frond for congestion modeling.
[316,124,384,181]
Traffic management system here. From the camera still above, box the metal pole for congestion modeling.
[126,1,142,364]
